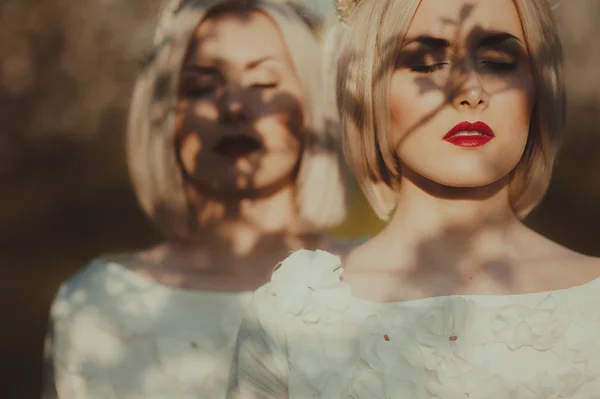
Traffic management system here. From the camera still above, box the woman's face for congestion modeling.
[175,9,304,196]
[390,0,534,188]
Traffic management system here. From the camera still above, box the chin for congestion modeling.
[433,174,509,189]
[418,165,508,189]
[191,170,297,197]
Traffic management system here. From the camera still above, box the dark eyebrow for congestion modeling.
[181,56,276,74]
[401,36,451,49]
[181,65,219,75]
[479,32,524,47]
[246,56,275,69]
[400,33,525,51]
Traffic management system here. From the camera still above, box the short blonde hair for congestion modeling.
[336,0,565,220]
[127,0,348,240]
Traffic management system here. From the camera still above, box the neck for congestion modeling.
[196,183,313,255]
[380,170,524,273]
[147,183,321,281]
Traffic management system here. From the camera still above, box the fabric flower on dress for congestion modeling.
[427,365,511,399]
[349,368,387,399]
[563,322,599,361]
[155,331,223,391]
[269,249,351,323]
[287,329,349,397]
[492,294,568,351]
[514,366,592,399]
[289,368,345,399]
[412,297,485,377]
[349,362,426,399]
[358,313,421,372]
[103,288,168,338]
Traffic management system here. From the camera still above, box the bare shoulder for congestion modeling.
[564,251,600,279]
[557,252,600,289]
[527,235,600,290]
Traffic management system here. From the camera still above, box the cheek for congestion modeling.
[175,99,219,138]
[255,91,304,150]
[174,101,219,173]
[176,132,202,175]
[390,72,447,142]
[500,80,535,143]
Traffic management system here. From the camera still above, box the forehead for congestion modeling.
[188,10,288,64]
[406,0,525,42]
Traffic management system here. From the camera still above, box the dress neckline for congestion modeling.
[93,258,255,299]
[345,273,600,309]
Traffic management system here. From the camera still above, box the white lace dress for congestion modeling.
[228,250,600,398]
[47,259,253,399]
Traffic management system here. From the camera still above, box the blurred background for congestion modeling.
[1,0,599,397]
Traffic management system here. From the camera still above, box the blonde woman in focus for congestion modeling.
[228,0,600,397]
[42,1,352,398]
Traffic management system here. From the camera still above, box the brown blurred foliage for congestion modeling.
[0,1,599,398]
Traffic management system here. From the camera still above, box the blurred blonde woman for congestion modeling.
[42,0,351,398]
[228,0,600,397]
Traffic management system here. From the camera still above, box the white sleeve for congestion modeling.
[41,319,58,399]
[43,287,82,399]
[227,285,289,399]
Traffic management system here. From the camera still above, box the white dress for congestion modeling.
[47,258,253,399]
[228,249,600,398]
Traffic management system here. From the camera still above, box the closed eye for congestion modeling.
[480,61,518,72]
[183,86,216,97]
[250,82,278,89]
[410,63,448,74]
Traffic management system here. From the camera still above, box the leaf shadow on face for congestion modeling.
[337,1,563,302]
[43,4,355,399]
[42,3,570,398]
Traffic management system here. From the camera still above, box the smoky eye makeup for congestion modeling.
[478,49,517,70]
[178,63,224,97]
[243,68,282,90]
[476,42,528,73]
[179,76,220,98]
[396,47,449,73]
[476,32,529,68]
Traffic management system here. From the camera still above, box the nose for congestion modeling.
[451,67,489,111]
[219,83,249,123]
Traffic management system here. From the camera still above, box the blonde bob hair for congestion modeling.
[335,0,565,220]
[127,0,347,240]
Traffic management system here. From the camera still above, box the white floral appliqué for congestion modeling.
[269,250,351,323]
[492,294,567,351]
[351,312,427,398]
[413,297,485,377]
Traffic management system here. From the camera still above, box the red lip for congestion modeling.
[214,135,262,158]
[443,121,495,148]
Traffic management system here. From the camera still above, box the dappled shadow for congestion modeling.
[42,1,354,398]
[334,0,575,300]
[231,2,599,396]
[7,0,600,398]
[339,3,535,189]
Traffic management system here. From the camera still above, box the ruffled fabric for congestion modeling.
[412,298,486,377]
[269,249,351,323]
[492,294,568,351]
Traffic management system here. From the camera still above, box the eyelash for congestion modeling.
[481,61,518,71]
[410,61,518,74]
[251,82,278,89]
[410,63,447,74]
[183,82,277,98]
[184,86,215,97]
